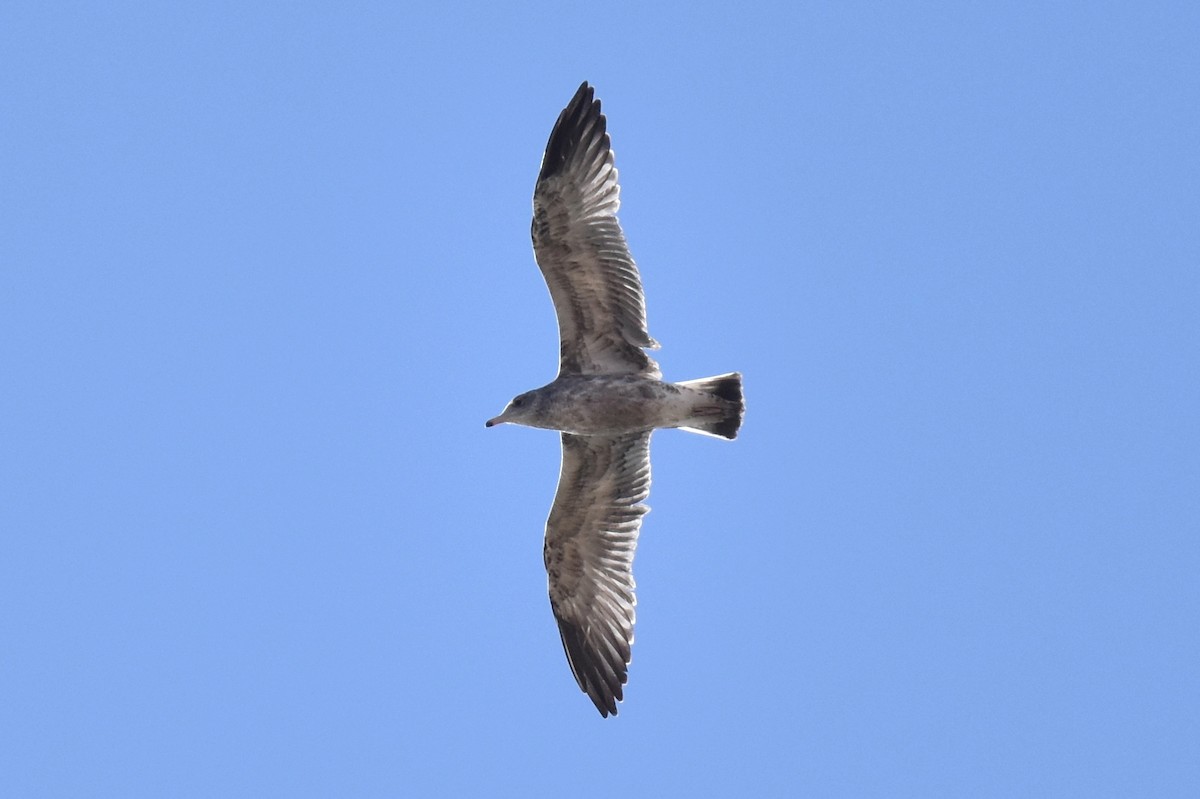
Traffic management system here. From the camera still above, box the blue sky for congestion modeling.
[2,2,1198,796]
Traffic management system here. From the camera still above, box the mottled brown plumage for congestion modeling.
[487,82,745,717]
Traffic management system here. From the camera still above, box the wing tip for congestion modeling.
[537,81,607,184]
[554,612,630,719]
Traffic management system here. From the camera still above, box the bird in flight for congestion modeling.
[486,82,745,717]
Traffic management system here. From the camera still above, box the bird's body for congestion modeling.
[488,373,741,437]
[487,82,745,717]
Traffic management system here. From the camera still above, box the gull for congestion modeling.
[486,82,745,717]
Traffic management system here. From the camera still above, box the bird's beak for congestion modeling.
[485,415,505,428]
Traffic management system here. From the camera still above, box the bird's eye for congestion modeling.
[513,397,525,407]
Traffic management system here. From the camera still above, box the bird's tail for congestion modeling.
[677,372,744,440]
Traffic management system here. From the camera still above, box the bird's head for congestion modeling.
[485,391,540,429]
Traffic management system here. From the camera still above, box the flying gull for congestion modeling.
[486,82,745,717]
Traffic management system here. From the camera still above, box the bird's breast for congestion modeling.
[540,376,687,436]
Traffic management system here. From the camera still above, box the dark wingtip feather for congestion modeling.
[556,615,626,718]
[537,81,604,183]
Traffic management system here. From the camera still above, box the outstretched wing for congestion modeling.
[544,432,652,717]
[532,82,660,378]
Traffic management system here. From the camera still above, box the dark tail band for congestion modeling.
[678,372,744,440]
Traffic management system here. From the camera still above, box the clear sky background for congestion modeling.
[3,2,1198,796]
